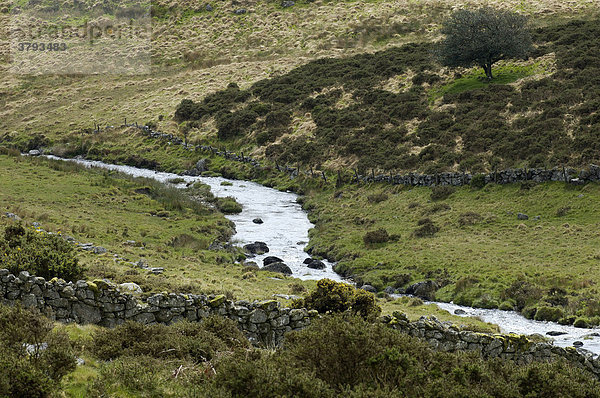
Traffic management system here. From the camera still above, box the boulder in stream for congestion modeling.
[546,331,568,336]
[252,218,264,224]
[307,259,326,270]
[244,241,269,255]
[263,256,283,266]
[262,262,292,275]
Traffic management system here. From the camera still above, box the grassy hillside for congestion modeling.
[302,178,600,325]
[0,153,315,300]
[175,16,600,173]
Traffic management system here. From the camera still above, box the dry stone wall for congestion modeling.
[0,269,316,345]
[3,268,600,377]
[384,312,600,378]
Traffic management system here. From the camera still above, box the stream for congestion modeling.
[47,156,600,355]
[46,156,342,281]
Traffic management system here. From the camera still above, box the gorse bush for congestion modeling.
[0,304,76,398]
[201,314,600,397]
[0,224,83,281]
[92,317,249,362]
[296,278,381,320]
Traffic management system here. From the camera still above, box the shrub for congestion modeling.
[0,224,83,281]
[520,180,537,190]
[423,203,451,215]
[470,173,487,189]
[0,304,76,397]
[216,196,243,214]
[458,211,483,226]
[298,279,381,320]
[430,186,455,201]
[502,280,543,310]
[367,192,388,204]
[534,306,564,322]
[92,317,248,362]
[363,228,390,245]
[413,218,440,237]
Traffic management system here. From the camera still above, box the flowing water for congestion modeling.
[46,156,342,281]
[47,156,600,354]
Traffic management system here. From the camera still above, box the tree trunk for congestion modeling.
[483,63,493,80]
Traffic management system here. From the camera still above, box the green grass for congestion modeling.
[303,179,600,322]
[380,296,500,333]
[0,155,316,300]
[428,62,547,103]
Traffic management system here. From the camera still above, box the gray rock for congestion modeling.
[281,0,295,7]
[205,4,213,12]
[307,259,326,270]
[263,256,283,266]
[405,280,439,300]
[244,241,269,255]
[28,149,41,156]
[384,286,396,295]
[252,218,264,224]
[360,284,377,293]
[249,309,267,323]
[5,212,20,220]
[119,282,143,294]
[517,213,529,220]
[149,268,164,275]
[72,302,102,324]
[93,246,107,254]
[454,309,467,315]
[262,262,292,275]
[546,331,568,336]
[233,8,246,14]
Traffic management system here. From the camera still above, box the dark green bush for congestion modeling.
[0,224,83,281]
[296,279,381,320]
[470,174,487,189]
[430,186,455,201]
[534,306,564,322]
[92,317,249,362]
[363,228,390,245]
[0,304,76,397]
[215,196,243,214]
[413,218,440,238]
[458,211,483,226]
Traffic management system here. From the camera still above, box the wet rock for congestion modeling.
[244,241,269,255]
[262,262,292,275]
[360,284,377,293]
[406,280,439,300]
[28,149,41,156]
[454,309,467,315]
[307,259,326,270]
[384,286,396,295]
[252,218,264,224]
[263,256,284,266]
[573,341,584,347]
[517,213,529,220]
[546,331,568,336]
[303,258,313,264]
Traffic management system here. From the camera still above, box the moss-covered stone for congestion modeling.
[209,294,226,307]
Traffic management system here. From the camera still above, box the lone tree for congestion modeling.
[437,7,533,79]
